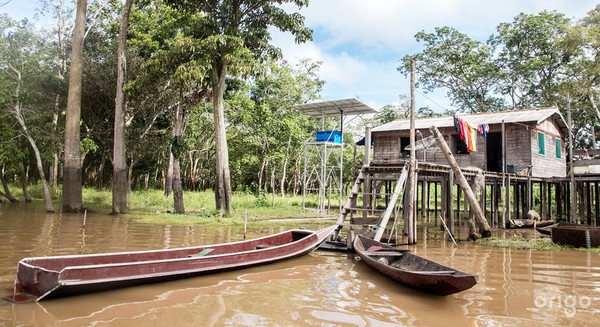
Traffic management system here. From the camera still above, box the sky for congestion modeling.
[2,0,599,113]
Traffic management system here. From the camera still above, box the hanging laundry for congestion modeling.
[477,123,489,137]
[467,123,477,152]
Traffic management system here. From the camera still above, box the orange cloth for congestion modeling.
[467,123,477,152]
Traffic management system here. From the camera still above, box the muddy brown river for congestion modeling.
[0,202,598,326]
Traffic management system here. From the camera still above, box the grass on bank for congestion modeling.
[4,183,337,228]
[5,184,600,252]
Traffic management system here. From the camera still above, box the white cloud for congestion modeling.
[275,0,598,111]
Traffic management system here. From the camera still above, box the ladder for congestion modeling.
[374,162,409,241]
[336,162,410,241]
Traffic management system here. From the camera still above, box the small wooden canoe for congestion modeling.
[353,234,477,296]
[3,225,338,302]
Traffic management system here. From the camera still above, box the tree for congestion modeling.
[400,27,504,113]
[112,0,133,214]
[228,59,322,196]
[128,1,209,213]
[561,5,600,148]
[62,0,87,212]
[0,15,55,211]
[492,11,574,108]
[166,0,312,214]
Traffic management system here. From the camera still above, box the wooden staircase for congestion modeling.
[336,162,410,241]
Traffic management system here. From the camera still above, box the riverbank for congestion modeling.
[2,185,598,252]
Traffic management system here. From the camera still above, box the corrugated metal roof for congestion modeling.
[371,107,569,135]
[293,98,377,118]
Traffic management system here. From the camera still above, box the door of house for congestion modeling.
[486,132,503,172]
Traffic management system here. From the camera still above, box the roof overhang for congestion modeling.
[293,98,377,118]
[371,107,569,136]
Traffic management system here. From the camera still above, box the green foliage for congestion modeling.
[492,11,573,108]
[400,26,505,113]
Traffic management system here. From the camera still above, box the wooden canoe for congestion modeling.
[353,234,477,296]
[551,224,600,248]
[536,222,580,236]
[509,219,554,229]
[3,225,338,302]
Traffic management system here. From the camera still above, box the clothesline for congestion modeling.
[453,116,490,153]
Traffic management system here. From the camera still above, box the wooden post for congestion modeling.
[594,182,600,226]
[421,179,427,221]
[440,179,447,230]
[556,182,563,221]
[363,126,372,220]
[501,119,506,229]
[405,59,417,244]
[430,125,492,238]
[448,171,454,236]
[434,181,438,219]
[586,182,592,225]
[568,94,576,223]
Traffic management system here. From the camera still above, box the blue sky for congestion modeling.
[3,0,598,113]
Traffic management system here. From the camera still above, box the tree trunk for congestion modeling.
[0,167,18,203]
[62,0,87,213]
[211,63,232,213]
[172,84,185,213]
[28,133,54,212]
[111,0,133,215]
[271,164,276,207]
[49,0,70,196]
[165,151,174,196]
[18,162,32,202]
[173,158,184,213]
[280,135,291,198]
[51,151,59,194]
[258,158,265,193]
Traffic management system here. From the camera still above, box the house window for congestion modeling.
[555,139,561,159]
[452,135,468,154]
[537,132,545,155]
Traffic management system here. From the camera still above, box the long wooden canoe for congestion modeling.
[3,225,338,302]
[353,234,477,296]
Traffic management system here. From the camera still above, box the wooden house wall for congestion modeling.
[371,118,566,178]
[530,119,566,178]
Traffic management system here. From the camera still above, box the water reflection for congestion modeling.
[0,202,599,326]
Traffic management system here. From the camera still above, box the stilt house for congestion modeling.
[371,108,569,178]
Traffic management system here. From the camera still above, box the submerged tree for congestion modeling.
[62,0,87,212]
[112,0,134,214]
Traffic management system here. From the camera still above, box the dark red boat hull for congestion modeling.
[3,225,338,302]
[552,225,600,248]
[353,235,477,296]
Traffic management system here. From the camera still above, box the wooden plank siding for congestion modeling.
[530,119,567,178]
[372,118,566,178]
